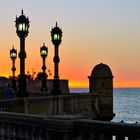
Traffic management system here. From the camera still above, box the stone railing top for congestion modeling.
[0,112,140,137]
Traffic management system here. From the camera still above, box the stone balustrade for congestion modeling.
[0,112,139,140]
[0,98,24,113]
[0,93,98,116]
[0,93,114,120]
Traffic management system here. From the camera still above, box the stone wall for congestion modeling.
[27,79,69,95]
[0,79,69,97]
[25,93,97,117]
[96,89,114,120]
[0,112,139,140]
[0,93,114,120]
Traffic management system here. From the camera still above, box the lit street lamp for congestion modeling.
[10,46,17,91]
[40,43,48,92]
[15,10,30,97]
[51,22,62,95]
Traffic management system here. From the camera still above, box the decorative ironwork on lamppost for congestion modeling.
[51,22,62,95]
[40,43,48,92]
[10,46,17,91]
[15,10,30,97]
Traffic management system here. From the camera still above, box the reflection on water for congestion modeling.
[113,88,140,123]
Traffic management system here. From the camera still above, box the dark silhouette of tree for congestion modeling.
[8,76,17,80]
[26,71,32,81]
[35,72,47,80]
[0,76,8,80]
[9,76,12,80]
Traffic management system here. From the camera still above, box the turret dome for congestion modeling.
[91,63,113,78]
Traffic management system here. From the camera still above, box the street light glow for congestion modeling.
[18,24,23,31]
[41,50,47,56]
[54,34,59,40]
[11,52,17,58]
[18,23,28,31]
[22,23,25,31]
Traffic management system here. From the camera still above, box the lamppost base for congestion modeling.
[41,88,48,92]
[16,90,28,97]
[51,89,61,96]
[12,77,17,91]
[41,87,48,96]
[16,75,28,97]
[41,78,48,94]
[51,79,61,96]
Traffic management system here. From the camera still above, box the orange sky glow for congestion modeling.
[0,1,140,88]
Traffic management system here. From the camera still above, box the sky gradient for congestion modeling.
[0,0,140,88]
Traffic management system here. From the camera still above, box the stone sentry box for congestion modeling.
[88,63,114,120]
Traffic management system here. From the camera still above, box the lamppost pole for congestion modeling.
[54,45,59,79]
[10,46,17,91]
[12,59,16,77]
[40,43,48,92]
[51,22,62,95]
[20,37,25,76]
[15,10,29,97]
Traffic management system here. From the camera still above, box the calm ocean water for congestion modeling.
[70,88,140,123]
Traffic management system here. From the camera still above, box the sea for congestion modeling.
[70,88,140,123]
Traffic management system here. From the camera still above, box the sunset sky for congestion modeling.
[0,0,140,88]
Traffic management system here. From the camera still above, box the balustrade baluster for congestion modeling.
[0,123,5,140]
[81,134,100,140]
[88,134,97,140]
[43,127,48,140]
[1,105,4,111]
[7,124,13,140]
[78,133,113,140]
[12,125,16,140]
[19,126,24,139]
[48,132,65,140]
[81,133,90,140]
[40,127,47,140]
[15,125,22,140]
[9,104,12,111]
[101,134,112,140]
[63,133,73,140]
[116,136,125,140]
[11,103,14,112]
[29,126,35,140]
[35,127,42,140]
[6,104,9,112]
[76,134,81,140]
[3,104,6,111]
[21,125,27,140]
[24,126,29,140]
[5,104,8,112]
[0,105,3,111]
[3,123,8,139]
[90,134,100,140]
[34,126,39,140]
[46,130,50,140]
[128,137,139,140]
[27,126,31,139]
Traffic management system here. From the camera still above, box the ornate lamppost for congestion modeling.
[40,43,48,92]
[15,10,30,97]
[51,22,62,95]
[10,46,17,91]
